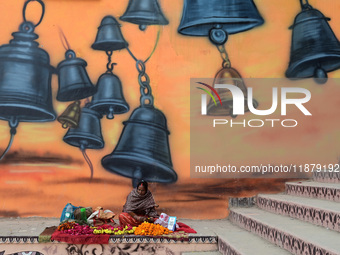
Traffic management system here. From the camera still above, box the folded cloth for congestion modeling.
[51,230,109,244]
[175,222,197,233]
[39,226,58,243]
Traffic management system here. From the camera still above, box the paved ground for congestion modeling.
[0,217,226,237]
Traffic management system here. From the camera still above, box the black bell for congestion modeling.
[178,0,264,44]
[286,1,340,83]
[63,107,104,182]
[120,0,169,31]
[92,16,128,52]
[101,105,177,184]
[0,22,56,123]
[63,107,104,150]
[57,49,97,101]
[89,73,129,119]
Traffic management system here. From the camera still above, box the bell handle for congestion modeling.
[299,0,312,9]
[23,0,45,28]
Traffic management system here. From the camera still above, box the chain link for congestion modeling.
[136,60,154,106]
[106,51,116,73]
[216,44,231,68]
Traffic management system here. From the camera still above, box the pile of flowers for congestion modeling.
[134,222,172,236]
[93,225,135,235]
[58,222,94,235]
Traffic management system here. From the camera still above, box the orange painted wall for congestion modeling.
[0,0,340,219]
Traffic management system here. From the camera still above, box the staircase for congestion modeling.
[219,171,340,255]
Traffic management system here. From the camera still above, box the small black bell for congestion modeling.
[57,100,81,129]
[63,107,104,150]
[286,1,340,83]
[178,0,264,44]
[92,16,128,52]
[57,49,97,101]
[120,0,169,31]
[89,73,129,119]
[101,105,177,184]
[63,107,104,182]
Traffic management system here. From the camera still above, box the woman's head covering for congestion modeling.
[137,180,148,192]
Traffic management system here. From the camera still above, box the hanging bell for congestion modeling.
[120,0,169,31]
[0,21,56,122]
[286,1,340,83]
[57,100,81,129]
[101,105,177,184]
[89,73,129,119]
[178,0,264,44]
[57,49,97,102]
[207,67,258,118]
[63,107,104,150]
[92,16,128,52]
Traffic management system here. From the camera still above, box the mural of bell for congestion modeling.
[92,15,128,52]
[286,0,340,84]
[57,49,97,101]
[178,0,264,44]
[206,67,258,118]
[63,107,104,181]
[57,100,81,129]
[101,105,177,186]
[120,0,169,31]
[0,0,56,160]
[89,73,129,119]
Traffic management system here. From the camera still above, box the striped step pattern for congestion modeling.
[229,207,340,255]
[286,181,340,202]
[313,171,340,183]
[257,193,340,232]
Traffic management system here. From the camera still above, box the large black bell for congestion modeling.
[0,22,56,122]
[89,73,129,119]
[63,107,104,150]
[120,0,169,31]
[57,49,97,101]
[178,0,264,43]
[286,2,340,83]
[92,16,128,52]
[101,105,177,184]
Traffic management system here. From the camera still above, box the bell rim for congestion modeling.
[63,134,104,149]
[91,41,128,52]
[178,17,264,36]
[101,153,177,183]
[286,54,340,78]
[57,86,97,102]
[0,103,56,122]
[119,14,169,26]
[89,101,130,115]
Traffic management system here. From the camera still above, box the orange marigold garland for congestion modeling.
[134,222,172,236]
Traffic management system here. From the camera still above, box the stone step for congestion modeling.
[215,221,290,255]
[286,181,340,202]
[182,251,222,255]
[229,207,340,255]
[257,193,340,232]
[313,171,340,183]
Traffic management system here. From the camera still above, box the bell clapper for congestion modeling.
[107,106,115,119]
[314,65,328,85]
[209,24,228,46]
[139,24,147,31]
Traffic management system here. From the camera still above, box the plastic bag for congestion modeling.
[59,203,79,222]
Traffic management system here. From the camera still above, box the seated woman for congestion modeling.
[119,180,159,227]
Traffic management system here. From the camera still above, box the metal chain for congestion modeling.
[136,60,154,106]
[216,44,231,68]
[106,51,116,73]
